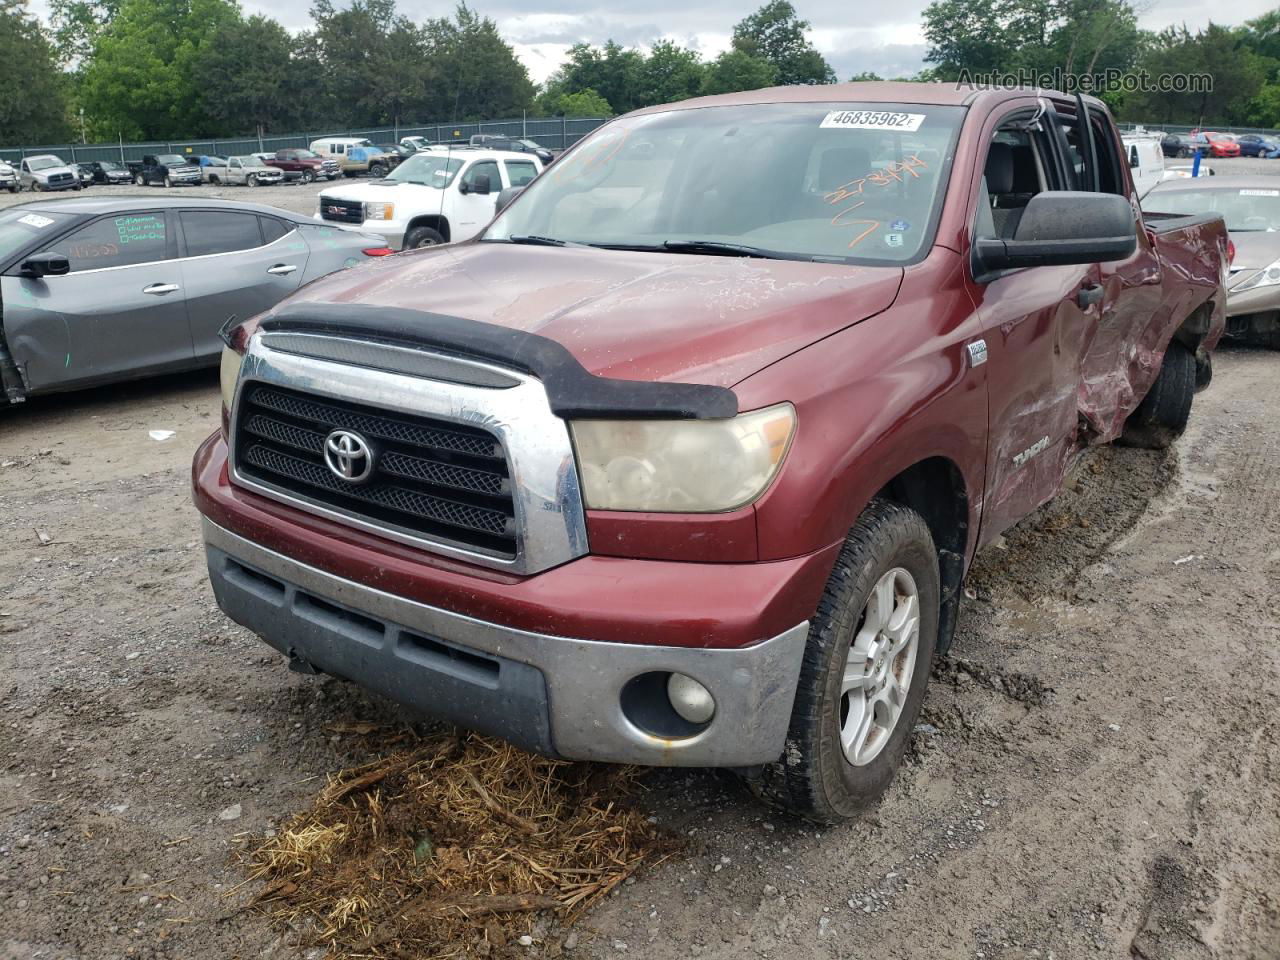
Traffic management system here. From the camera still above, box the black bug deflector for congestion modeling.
[255,302,740,420]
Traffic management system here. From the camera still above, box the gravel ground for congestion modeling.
[1,157,1278,960]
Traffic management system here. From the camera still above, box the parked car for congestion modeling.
[315,148,543,249]
[400,135,431,151]
[1233,133,1280,157]
[376,144,415,168]
[469,134,554,165]
[83,160,133,185]
[69,164,95,189]
[1147,175,1280,347]
[1160,133,1186,158]
[1187,133,1241,158]
[201,84,1227,822]
[308,137,394,178]
[269,148,340,182]
[199,155,229,184]
[127,154,202,187]
[0,160,18,193]
[1122,135,1167,197]
[19,155,79,192]
[0,196,392,405]
[223,156,284,188]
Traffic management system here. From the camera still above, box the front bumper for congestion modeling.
[204,518,809,766]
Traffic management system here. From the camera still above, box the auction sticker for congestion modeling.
[18,213,54,228]
[1240,189,1280,196]
[822,110,925,132]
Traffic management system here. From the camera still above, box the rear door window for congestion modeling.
[259,217,291,244]
[43,212,171,272]
[504,160,538,186]
[181,211,264,257]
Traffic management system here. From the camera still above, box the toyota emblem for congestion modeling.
[323,429,375,483]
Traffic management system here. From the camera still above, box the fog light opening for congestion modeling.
[619,672,714,740]
[667,672,716,724]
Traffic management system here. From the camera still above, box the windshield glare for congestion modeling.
[0,209,74,262]
[1148,187,1280,231]
[387,153,464,186]
[486,103,963,263]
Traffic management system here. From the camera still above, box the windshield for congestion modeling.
[157,154,187,165]
[0,209,75,262]
[99,161,121,171]
[485,102,964,263]
[1148,186,1280,231]
[29,157,62,171]
[386,153,464,186]
[294,150,318,159]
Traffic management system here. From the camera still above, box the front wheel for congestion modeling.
[403,226,445,249]
[247,174,258,188]
[164,175,173,188]
[1120,340,1195,448]
[135,173,145,186]
[301,170,315,183]
[753,499,940,822]
[369,162,387,178]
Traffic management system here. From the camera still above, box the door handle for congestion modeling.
[142,283,180,296]
[267,264,297,275]
[1077,283,1103,308]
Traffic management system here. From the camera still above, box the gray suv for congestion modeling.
[0,196,392,403]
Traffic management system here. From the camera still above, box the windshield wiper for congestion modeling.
[596,240,819,262]
[507,234,573,247]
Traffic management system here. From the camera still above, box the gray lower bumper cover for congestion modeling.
[203,519,809,767]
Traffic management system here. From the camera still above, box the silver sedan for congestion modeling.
[0,195,392,403]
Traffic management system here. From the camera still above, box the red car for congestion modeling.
[1198,132,1241,157]
[195,83,1227,821]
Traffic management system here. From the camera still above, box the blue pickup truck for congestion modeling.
[126,154,202,187]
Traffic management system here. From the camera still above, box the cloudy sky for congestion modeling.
[27,0,1279,84]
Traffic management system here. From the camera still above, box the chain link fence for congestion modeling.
[0,116,609,166]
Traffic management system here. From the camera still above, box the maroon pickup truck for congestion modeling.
[269,148,340,182]
[194,84,1227,821]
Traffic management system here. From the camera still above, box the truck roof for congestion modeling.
[628,80,1106,117]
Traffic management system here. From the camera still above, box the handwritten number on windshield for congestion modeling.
[824,154,928,248]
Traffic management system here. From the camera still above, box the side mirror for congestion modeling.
[494,186,525,214]
[974,191,1136,275]
[469,173,491,196]
[20,252,71,278]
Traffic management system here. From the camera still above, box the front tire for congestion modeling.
[301,169,315,183]
[164,175,173,188]
[403,226,445,249]
[247,174,258,188]
[754,499,940,822]
[135,173,145,186]
[1121,340,1195,448]
[369,162,387,178]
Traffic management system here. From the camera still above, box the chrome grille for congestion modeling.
[320,198,363,223]
[234,383,516,557]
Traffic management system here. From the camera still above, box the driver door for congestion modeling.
[454,160,501,240]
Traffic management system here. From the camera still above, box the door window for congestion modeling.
[44,213,170,272]
[259,217,291,244]
[181,211,263,257]
[976,115,1052,241]
[461,160,499,192]
[504,160,537,186]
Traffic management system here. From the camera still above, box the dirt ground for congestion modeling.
[2,338,1280,960]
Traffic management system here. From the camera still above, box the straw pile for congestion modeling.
[240,733,676,958]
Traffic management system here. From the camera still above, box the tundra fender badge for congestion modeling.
[966,339,988,368]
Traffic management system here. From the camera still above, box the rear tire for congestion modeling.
[752,499,940,823]
[404,226,445,249]
[1121,340,1196,448]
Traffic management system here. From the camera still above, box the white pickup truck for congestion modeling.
[314,148,542,249]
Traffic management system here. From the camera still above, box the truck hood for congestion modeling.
[279,243,904,387]
[319,180,437,202]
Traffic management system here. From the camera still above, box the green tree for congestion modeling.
[421,3,534,121]
[634,40,705,105]
[46,0,119,65]
[0,0,72,145]
[540,41,645,115]
[700,48,779,95]
[192,14,306,135]
[1123,23,1269,126]
[730,1,834,85]
[78,0,239,139]
[555,88,613,117]
[849,71,884,81]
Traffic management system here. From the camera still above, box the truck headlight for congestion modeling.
[571,404,795,512]
[1234,257,1280,291]
[364,202,395,221]
[220,345,241,414]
